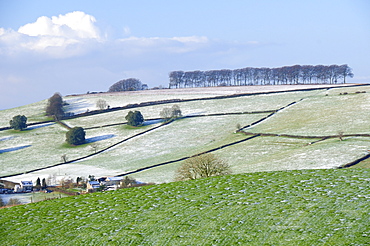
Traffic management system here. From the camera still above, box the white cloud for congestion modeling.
[0,11,214,58]
[18,11,100,39]
[0,11,102,58]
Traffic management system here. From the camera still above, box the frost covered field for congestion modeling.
[1,169,369,245]
[0,84,369,184]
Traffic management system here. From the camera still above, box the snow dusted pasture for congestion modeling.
[129,136,370,184]
[69,114,268,177]
[63,84,343,113]
[1,84,369,184]
[248,86,370,135]
[0,121,162,180]
[0,100,49,127]
[0,123,67,176]
[64,89,323,130]
[219,136,370,172]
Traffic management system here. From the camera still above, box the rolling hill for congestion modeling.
[1,84,370,245]
[0,84,369,185]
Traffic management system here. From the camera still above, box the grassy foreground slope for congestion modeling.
[1,169,369,245]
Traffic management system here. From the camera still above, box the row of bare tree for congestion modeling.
[168,64,353,88]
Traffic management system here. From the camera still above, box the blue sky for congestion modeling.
[0,0,369,109]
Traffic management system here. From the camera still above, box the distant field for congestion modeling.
[0,84,369,185]
[1,168,369,245]
[248,88,370,135]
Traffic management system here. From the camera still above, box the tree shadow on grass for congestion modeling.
[64,98,93,115]
[27,123,55,130]
[0,136,15,142]
[142,119,165,126]
[85,134,116,144]
[0,145,32,154]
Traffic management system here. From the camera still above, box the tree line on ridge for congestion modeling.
[168,64,353,89]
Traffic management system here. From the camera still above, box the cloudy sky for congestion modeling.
[0,0,369,109]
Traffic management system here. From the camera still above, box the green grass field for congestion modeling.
[1,168,369,245]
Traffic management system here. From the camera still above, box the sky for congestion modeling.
[0,0,369,110]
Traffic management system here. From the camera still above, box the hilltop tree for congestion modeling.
[175,153,231,181]
[168,64,354,88]
[46,93,65,120]
[9,115,27,131]
[125,111,144,127]
[66,127,86,145]
[108,78,143,92]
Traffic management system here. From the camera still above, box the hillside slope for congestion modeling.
[1,169,369,245]
[0,84,369,184]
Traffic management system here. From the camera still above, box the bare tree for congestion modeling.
[61,154,68,163]
[160,105,182,121]
[96,99,108,110]
[337,130,344,141]
[90,143,99,153]
[120,176,137,188]
[175,153,231,181]
[7,198,22,206]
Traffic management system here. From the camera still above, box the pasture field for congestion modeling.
[0,84,348,128]
[131,135,370,184]
[248,89,370,135]
[1,168,369,245]
[0,99,50,127]
[0,122,162,178]
[63,89,320,129]
[0,84,369,185]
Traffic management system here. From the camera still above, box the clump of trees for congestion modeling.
[160,105,182,121]
[66,127,86,145]
[125,111,144,126]
[9,115,27,131]
[46,93,65,120]
[169,64,354,88]
[108,78,148,92]
[175,153,232,181]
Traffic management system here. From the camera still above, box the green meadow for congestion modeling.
[1,169,369,245]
